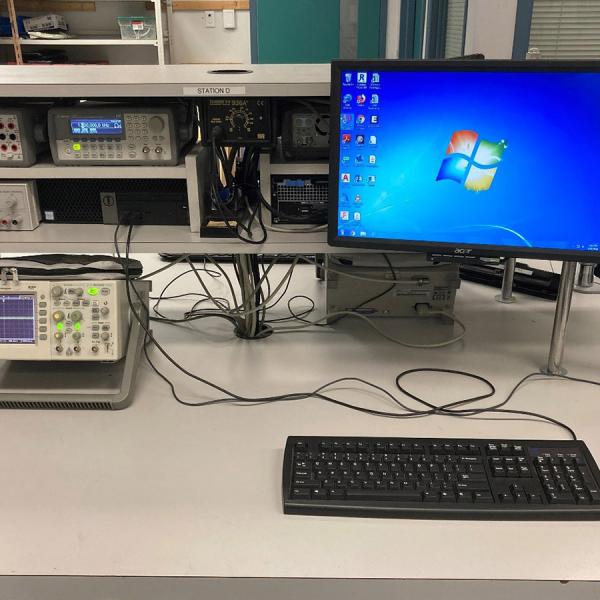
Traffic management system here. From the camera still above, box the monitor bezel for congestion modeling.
[328,59,600,261]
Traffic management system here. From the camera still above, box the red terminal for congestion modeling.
[0,123,4,129]
[7,122,15,130]
[0,144,7,152]
[10,144,18,152]
[1,219,9,226]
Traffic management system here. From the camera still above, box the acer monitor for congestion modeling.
[328,60,600,261]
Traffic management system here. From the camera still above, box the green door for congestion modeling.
[251,0,386,63]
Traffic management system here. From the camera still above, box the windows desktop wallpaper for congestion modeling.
[336,70,600,252]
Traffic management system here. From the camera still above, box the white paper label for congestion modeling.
[183,86,247,96]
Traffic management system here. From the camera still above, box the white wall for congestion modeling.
[171,9,251,64]
[464,0,518,59]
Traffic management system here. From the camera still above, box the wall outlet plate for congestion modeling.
[205,10,216,27]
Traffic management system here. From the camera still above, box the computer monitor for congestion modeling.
[328,60,600,261]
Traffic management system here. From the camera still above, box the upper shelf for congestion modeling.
[0,63,331,98]
[0,160,187,179]
[0,37,159,47]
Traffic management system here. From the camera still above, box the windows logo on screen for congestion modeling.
[436,130,507,192]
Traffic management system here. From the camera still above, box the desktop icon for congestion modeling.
[341,155,350,163]
[356,94,366,105]
[344,73,352,84]
[371,73,380,84]
[369,135,377,145]
[340,210,349,220]
[370,115,379,125]
[370,94,379,105]
[341,193,350,204]
[356,114,366,125]
[354,175,363,183]
[354,194,361,204]
[368,155,376,164]
[368,175,376,185]
[342,133,352,144]
[343,93,353,104]
[340,113,355,130]
[341,173,350,183]
[436,130,508,192]
[357,72,367,84]
[356,134,365,145]
[355,154,364,164]
[353,212,361,221]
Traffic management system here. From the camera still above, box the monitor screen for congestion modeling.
[70,118,123,136]
[329,61,600,260]
[0,294,36,344]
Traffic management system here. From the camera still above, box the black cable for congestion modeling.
[116,229,585,439]
[394,368,577,440]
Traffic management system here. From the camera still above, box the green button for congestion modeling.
[72,143,81,151]
[88,287,99,296]
[74,321,81,331]
[56,322,64,331]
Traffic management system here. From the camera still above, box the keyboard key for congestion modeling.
[346,490,422,502]
[291,488,310,499]
[473,492,494,503]
[311,489,327,499]
[547,492,573,504]
[439,491,456,502]
[457,491,473,503]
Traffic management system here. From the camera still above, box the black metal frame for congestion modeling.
[328,59,600,261]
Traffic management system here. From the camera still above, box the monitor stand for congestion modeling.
[495,258,517,303]
[542,261,577,376]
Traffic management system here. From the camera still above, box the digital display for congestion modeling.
[0,294,36,344]
[332,65,600,257]
[70,118,123,135]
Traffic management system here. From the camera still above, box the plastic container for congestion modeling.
[117,16,156,41]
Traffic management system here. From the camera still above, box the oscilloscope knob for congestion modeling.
[72,331,81,341]
[71,310,83,322]
[51,286,63,297]
[52,310,65,322]
[149,116,165,133]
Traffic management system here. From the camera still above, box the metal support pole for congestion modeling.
[543,261,577,376]
[495,258,516,303]
[575,263,595,291]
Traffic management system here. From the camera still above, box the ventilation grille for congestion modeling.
[37,178,188,223]
[0,399,112,410]
[273,178,329,206]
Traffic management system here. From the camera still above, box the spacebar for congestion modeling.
[345,490,423,502]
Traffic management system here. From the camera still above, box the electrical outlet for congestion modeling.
[205,10,216,28]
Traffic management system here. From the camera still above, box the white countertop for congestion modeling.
[1,257,599,581]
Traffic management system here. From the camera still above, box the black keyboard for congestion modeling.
[282,437,600,520]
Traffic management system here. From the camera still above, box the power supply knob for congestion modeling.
[100,307,109,316]
[71,310,83,322]
[54,331,63,340]
[52,310,65,322]
[51,286,63,298]
[72,331,81,341]
[101,332,110,341]
[149,116,165,133]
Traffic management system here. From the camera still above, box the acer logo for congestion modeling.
[454,248,472,254]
